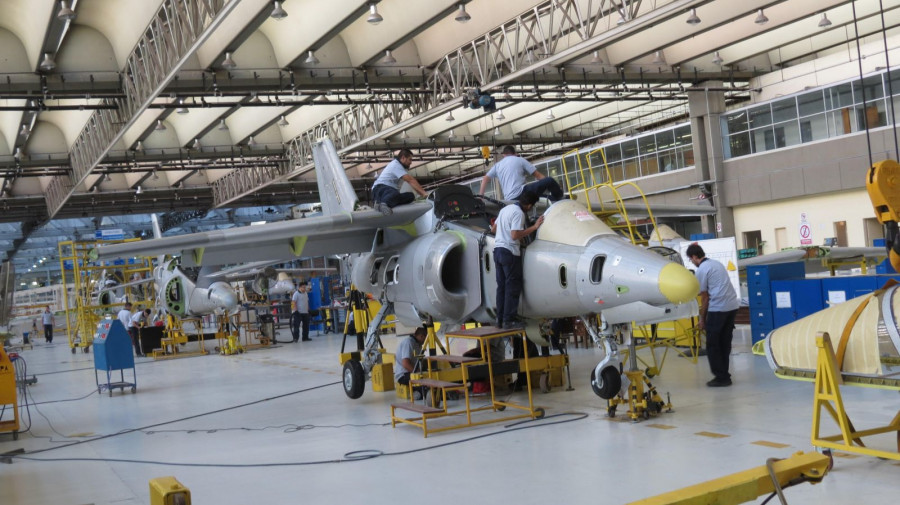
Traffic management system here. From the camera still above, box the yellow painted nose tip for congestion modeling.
[658,262,699,304]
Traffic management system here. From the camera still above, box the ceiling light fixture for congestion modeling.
[176,98,189,114]
[493,126,501,136]
[249,93,261,103]
[617,9,627,25]
[248,136,257,147]
[135,186,143,195]
[155,119,166,131]
[454,3,471,23]
[525,49,537,64]
[222,51,237,70]
[495,109,505,121]
[448,129,455,139]
[57,1,76,21]
[152,169,159,180]
[590,50,603,64]
[401,130,409,139]
[217,119,229,131]
[818,13,832,28]
[712,51,724,66]
[19,124,30,136]
[105,173,111,182]
[270,1,288,20]
[546,109,555,120]
[305,50,320,65]
[14,147,24,161]
[754,9,768,25]
[445,110,455,121]
[40,52,56,72]
[367,3,383,24]
[277,115,289,127]
[136,141,144,152]
[382,49,397,64]
[192,139,201,150]
[652,50,666,65]
[685,8,700,25]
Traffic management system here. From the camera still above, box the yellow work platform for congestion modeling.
[391,326,546,437]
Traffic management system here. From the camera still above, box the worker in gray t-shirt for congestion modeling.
[393,327,427,386]
[479,145,564,202]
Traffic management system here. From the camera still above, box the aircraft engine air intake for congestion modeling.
[765,282,900,381]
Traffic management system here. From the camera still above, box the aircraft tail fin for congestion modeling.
[312,138,358,215]
[150,214,165,273]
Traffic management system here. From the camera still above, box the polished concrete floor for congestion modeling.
[2,325,898,505]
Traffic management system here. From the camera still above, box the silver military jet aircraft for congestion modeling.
[93,138,699,400]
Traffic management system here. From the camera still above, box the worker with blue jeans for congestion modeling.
[479,145,565,202]
[372,149,428,215]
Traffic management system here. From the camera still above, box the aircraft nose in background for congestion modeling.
[657,262,699,304]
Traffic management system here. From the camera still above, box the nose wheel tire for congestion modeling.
[342,360,365,399]
[591,366,621,400]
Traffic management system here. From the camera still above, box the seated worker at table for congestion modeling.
[393,327,428,399]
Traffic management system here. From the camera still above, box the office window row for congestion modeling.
[722,71,899,158]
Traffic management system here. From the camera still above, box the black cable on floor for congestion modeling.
[12,411,588,467]
[11,380,341,456]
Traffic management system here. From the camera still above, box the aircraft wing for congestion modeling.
[93,203,431,267]
[737,246,886,271]
[738,250,808,269]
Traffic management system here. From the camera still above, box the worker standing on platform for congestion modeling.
[291,281,311,342]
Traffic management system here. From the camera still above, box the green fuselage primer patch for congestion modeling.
[291,236,308,256]
[387,222,418,237]
[191,247,204,265]
[446,230,466,250]
[616,285,629,294]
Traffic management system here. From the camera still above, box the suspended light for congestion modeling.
[525,49,537,64]
[249,93,261,103]
[14,147,25,161]
[57,1,76,21]
[136,141,144,152]
[493,126,501,136]
[617,10,626,25]
[104,173,111,181]
[192,138,201,150]
[401,130,409,139]
[754,9,768,25]
[546,109,555,120]
[818,13,832,28]
[135,186,143,195]
[502,90,512,101]
[367,3,383,24]
[222,51,237,70]
[445,110,455,121]
[685,8,700,25]
[152,169,159,180]
[217,119,229,131]
[155,119,166,131]
[454,3,471,23]
[305,50,320,65]
[176,98,189,114]
[277,115,289,127]
[40,52,56,72]
[19,124,30,136]
[495,109,505,121]
[382,49,397,64]
[248,136,257,147]
[270,1,288,20]
[712,51,724,66]
[447,129,455,139]
[590,50,603,64]
[652,50,666,65]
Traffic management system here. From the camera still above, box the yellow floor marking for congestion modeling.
[646,424,677,429]
[695,431,729,438]
[752,440,790,448]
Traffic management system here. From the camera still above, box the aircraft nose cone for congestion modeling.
[658,262,699,304]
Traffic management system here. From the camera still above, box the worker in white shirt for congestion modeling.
[42,305,55,343]
[129,308,151,357]
[117,302,133,330]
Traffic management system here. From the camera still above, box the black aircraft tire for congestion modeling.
[591,366,622,400]
[343,360,365,399]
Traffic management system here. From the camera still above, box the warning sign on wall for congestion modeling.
[799,213,812,246]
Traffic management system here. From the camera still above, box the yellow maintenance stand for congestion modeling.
[0,347,20,440]
[58,240,155,354]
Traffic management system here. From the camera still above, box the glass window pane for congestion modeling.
[830,82,854,108]
[798,91,825,116]
[623,158,639,180]
[606,162,623,183]
[655,129,675,150]
[751,127,772,153]
[726,132,751,158]
[658,150,677,172]
[773,121,801,148]
[675,125,692,145]
[638,134,657,155]
[748,105,772,128]
[545,159,562,179]
[799,113,828,142]
[723,111,748,134]
[854,75,884,103]
[603,144,621,163]
[641,155,659,177]
[855,100,887,129]
[621,140,638,159]
[889,69,900,96]
[772,98,797,122]
[677,145,694,168]
[562,154,578,176]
